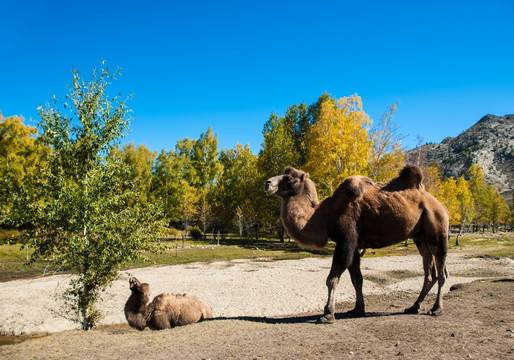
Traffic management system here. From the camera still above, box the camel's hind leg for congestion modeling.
[318,242,354,324]
[428,251,448,316]
[425,207,449,316]
[408,206,449,316]
[405,238,437,314]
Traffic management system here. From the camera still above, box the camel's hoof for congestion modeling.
[404,306,419,314]
[317,315,335,324]
[347,309,365,318]
[428,308,443,316]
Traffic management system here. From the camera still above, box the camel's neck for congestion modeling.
[124,294,149,330]
[281,193,329,249]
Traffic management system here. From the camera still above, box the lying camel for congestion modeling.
[265,165,449,323]
[124,277,213,330]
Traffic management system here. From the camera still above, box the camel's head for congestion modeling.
[265,167,312,198]
[129,277,151,298]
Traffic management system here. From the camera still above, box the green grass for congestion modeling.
[0,244,62,281]
[0,232,511,282]
[0,237,335,282]
[128,236,336,270]
[363,232,514,258]
[448,232,514,258]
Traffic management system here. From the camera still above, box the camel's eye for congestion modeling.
[280,175,300,190]
[279,175,293,186]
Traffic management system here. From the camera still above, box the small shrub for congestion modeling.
[189,226,203,240]
[0,229,19,245]
[167,227,179,237]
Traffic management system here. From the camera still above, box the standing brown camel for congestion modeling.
[265,165,449,323]
[124,277,213,330]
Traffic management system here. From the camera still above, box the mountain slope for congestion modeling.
[407,114,514,201]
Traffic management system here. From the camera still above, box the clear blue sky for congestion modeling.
[1,0,513,153]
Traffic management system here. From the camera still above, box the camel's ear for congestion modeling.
[284,166,294,174]
[301,173,309,181]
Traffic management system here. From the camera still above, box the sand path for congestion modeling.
[1,253,512,335]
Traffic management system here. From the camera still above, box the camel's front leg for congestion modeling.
[317,243,353,324]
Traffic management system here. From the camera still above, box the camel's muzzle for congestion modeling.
[264,178,278,195]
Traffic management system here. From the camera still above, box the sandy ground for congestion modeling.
[1,253,513,336]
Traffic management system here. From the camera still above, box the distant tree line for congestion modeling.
[1,92,414,242]
[1,96,512,243]
[420,162,511,243]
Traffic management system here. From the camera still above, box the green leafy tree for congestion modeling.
[152,149,177,221]
[191,127,221,236]
[173,138,200,235]
[175,137,198,186]
[307,92,335,125]
[11,64,164,330]
[191,127,221,189]
[213,143,259,237]
[112,143,156,206]
[157,129,221,237]
[257,113,298,240]
[283,102,311,167]
[259,113,298,174]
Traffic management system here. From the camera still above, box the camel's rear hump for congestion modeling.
[384,165,424,191]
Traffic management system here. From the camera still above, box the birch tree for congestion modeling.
[13,64,164,329]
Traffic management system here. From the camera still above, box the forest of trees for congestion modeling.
[1,96,511,243]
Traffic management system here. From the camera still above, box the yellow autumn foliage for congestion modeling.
[305,95,371,198]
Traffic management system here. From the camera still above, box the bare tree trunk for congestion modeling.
[456,223,463,246]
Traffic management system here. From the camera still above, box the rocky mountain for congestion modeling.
[407,114,514,202]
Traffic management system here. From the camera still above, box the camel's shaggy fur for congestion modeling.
[124,277,213,330]
[265,165,449,323]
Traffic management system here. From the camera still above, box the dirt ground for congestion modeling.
[1,279,512,359]
[2,253,513,336]
[1,252,513,360]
